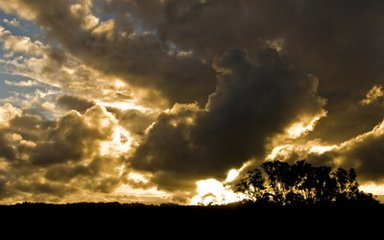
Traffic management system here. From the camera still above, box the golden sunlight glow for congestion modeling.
[285,111,327,138]
[191,178,242,205]
[96,100,150,112]
[267,144,291,160]
[114,79,126,88]
[310,145,336,154]
[99,126,132,156]
[128,172,149,184]
[287,122,308,138]
[225,169,240,182]
[196,179,223,194]
[360,184,384,196]
[266,142,336,161]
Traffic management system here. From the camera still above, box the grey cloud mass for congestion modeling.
[0,0,384,202]
[345,135,384,183]
[119,0,384,142]
[56,95,95,113]
[0,132,15,160]
[333,122,384,183]
[130,49,324,190]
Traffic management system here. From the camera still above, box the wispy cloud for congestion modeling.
[4,79,39,87]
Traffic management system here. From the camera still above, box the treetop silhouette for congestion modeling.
[234,160,378,206]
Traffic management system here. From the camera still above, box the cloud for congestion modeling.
[106,107,157,136]
[0,0,384,202]
[266,120,384,184]
[4,79,39,87]
[0,25,143,116]
[2,0,217,106]
[0,26,46,57]
[361,85,384,106]
[0,103,21,127]
[335,121,384,183]
[0,104,133,201]
[130,49,325,191]
[3,18,21,27]
[0,0,36,20]
[56,94,95,113]
[30,106,114,166]
[0,132,16,160]
[120,0,384,142]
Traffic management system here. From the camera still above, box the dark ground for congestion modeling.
[1,202,383,221]
[0,202,382,237]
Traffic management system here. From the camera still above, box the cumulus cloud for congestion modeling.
[0,104,132,201]
[130,49,325,191]
[0,26,46,57]
[0,103,21,127]
[30,106,114,166]
[118,0,384,142]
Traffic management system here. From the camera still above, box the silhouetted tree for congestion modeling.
[234,160,379,206]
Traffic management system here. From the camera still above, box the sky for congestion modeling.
[0,0,383,204]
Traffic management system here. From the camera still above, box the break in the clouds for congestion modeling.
[0,0,383,203]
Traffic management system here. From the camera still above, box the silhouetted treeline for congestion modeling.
[234,160,379,206]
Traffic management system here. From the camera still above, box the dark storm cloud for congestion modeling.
[265,121,384,184]
[56,94,95,113]
[343,134,384,183]
[130,49,325,190]
[12,0,216,106]
[121,0,384,142]
[328,122,384,183]
[319,129,384,184]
